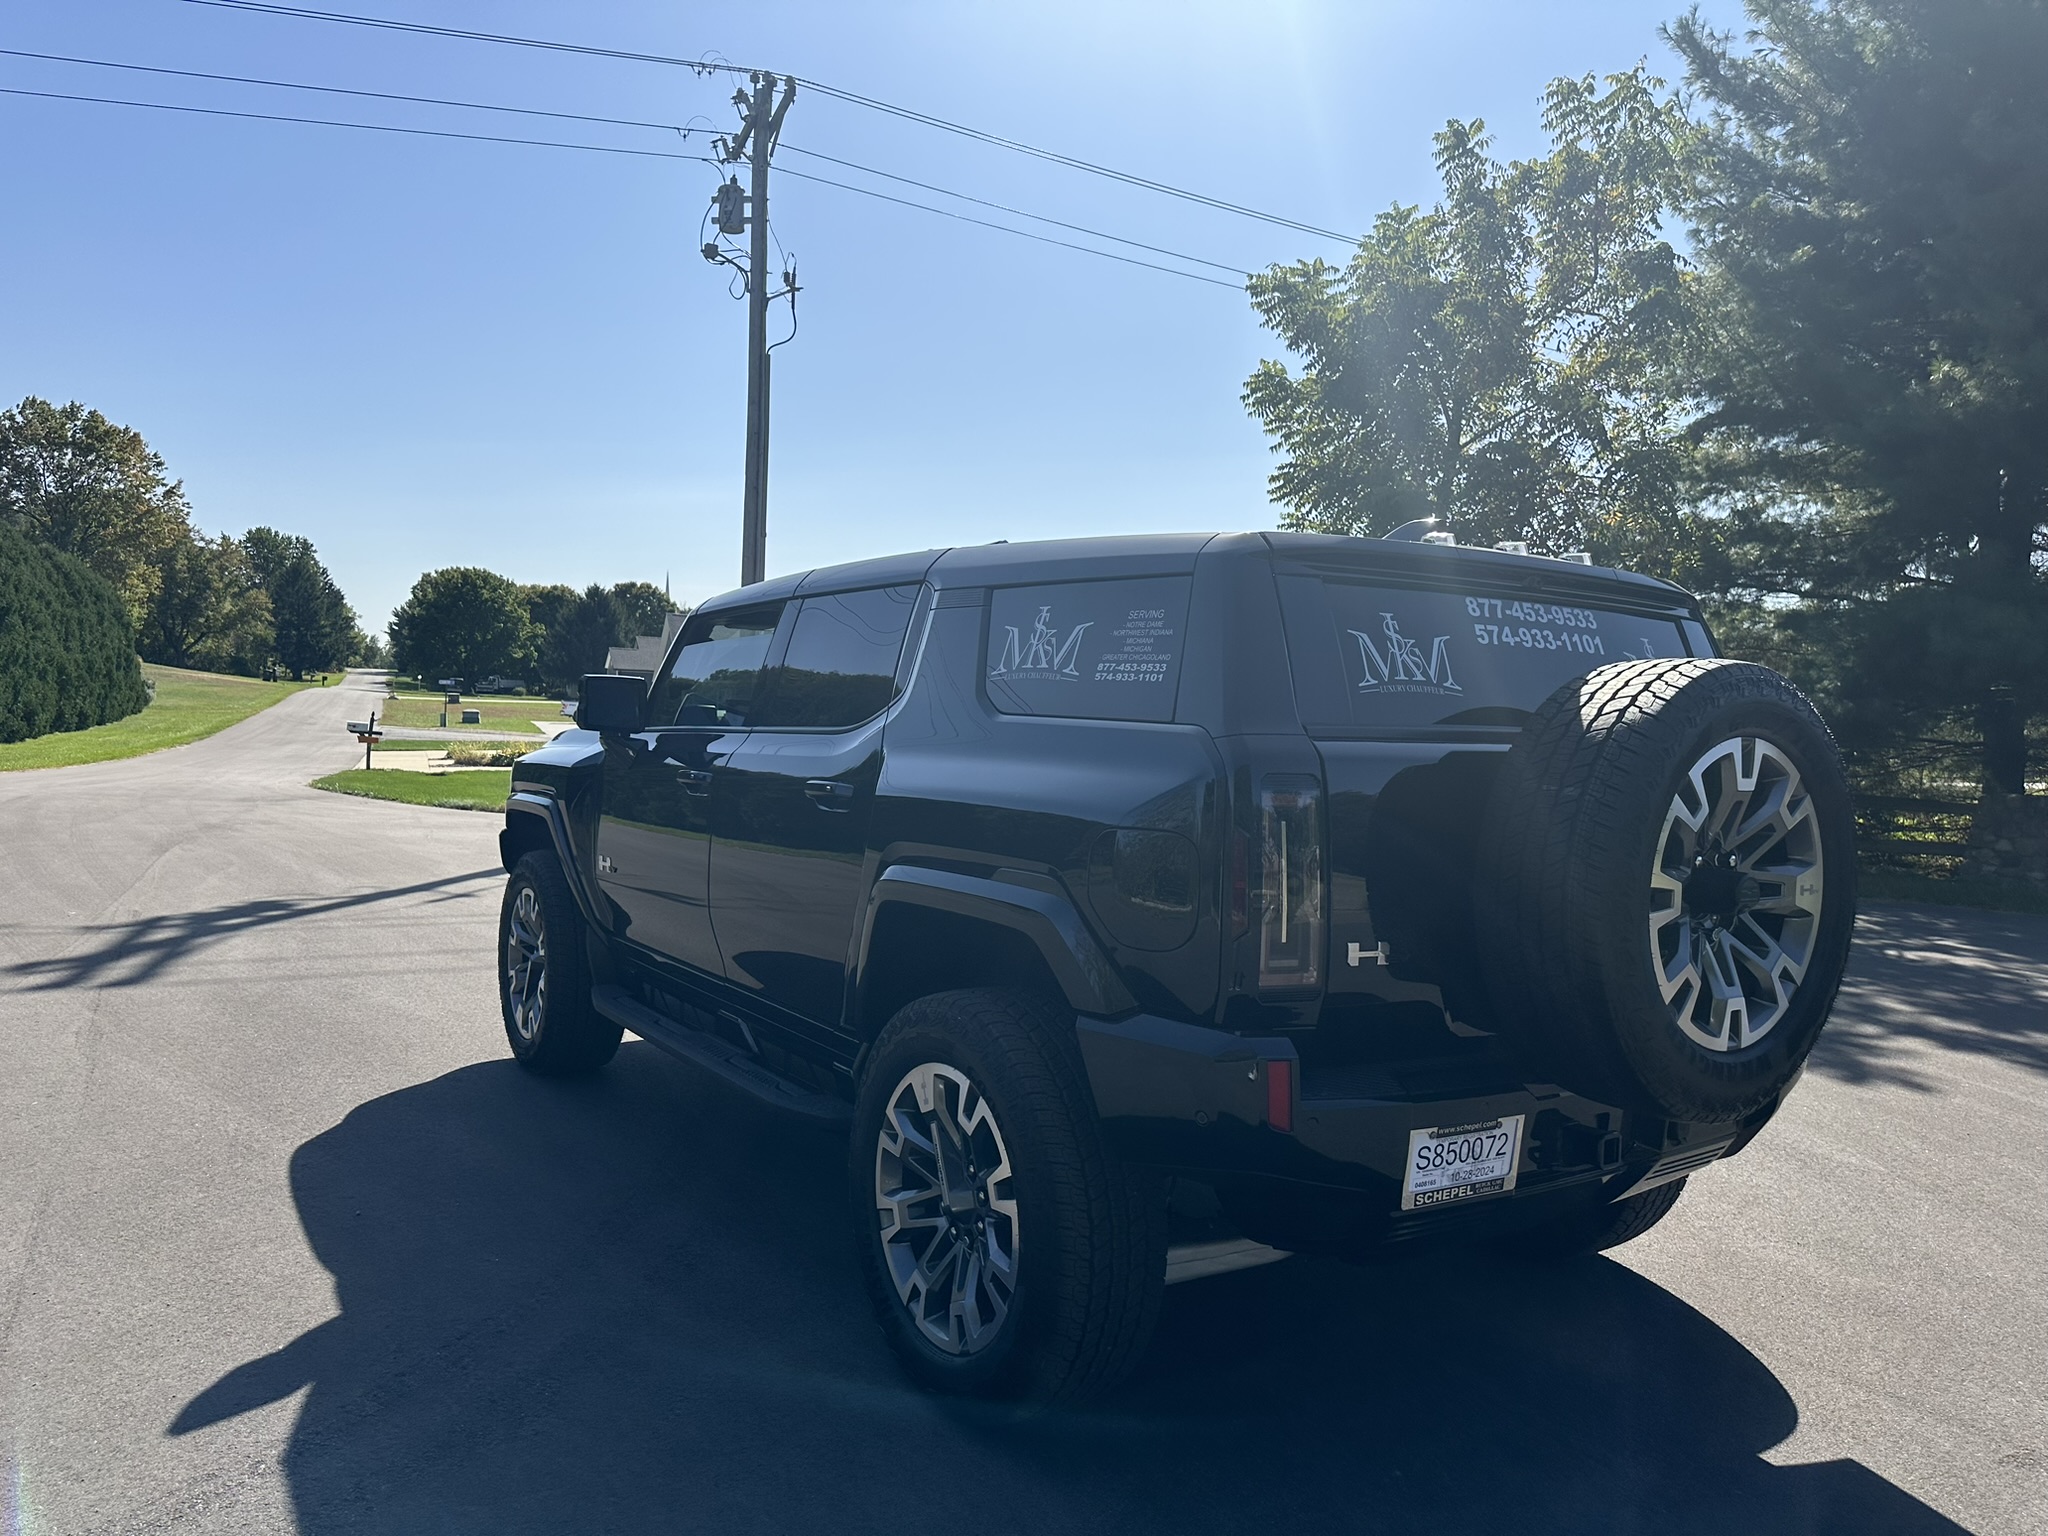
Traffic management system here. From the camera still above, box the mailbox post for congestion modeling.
[347,710,383,770]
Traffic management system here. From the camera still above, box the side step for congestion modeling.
[1163,1238,1293,1286]
[590,984,852,1126]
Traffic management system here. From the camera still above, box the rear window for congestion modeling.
[1282,576,1691,727]
[984,577,1191,722]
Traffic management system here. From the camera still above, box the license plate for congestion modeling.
[1401,1115,1525,1210]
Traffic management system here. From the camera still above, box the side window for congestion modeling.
[649,605,783,727]
[749,585,922,730]
[984,576,1191,723]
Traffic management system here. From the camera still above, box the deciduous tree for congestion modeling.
[388,567,536,687]
[1245,67,1698,573]
[0,397,193,624]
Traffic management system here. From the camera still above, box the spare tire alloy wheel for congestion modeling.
[505,883,548,1046]
[1651,736,1824,1054]
[874,1062,1020,1357]
[1479,659,1855,1124]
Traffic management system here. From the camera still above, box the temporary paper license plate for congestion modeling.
[1401,1115,1525,1210]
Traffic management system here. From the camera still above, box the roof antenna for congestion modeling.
[1383,516,1439,543]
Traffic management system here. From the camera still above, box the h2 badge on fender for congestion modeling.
[1402,1115,1525,1210]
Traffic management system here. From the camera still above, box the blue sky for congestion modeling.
[2,1,1740,637]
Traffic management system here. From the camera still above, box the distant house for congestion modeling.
[605,612,688,679]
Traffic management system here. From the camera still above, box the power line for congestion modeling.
[771,165,1243,289]
[0,47,701,136]
[174,0,1359,246]
[0,85,714,163]
[177,0,752,77]
[0,52,1252,278]
[775,145,1249,277]
[788,81,1358,246]
[0,85,1245,287]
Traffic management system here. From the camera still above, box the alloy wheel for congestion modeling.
[873,1061,1020,1356]
[1648,736,1824,1053]
[505,883,548,1043]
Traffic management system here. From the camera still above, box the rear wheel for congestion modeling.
[1503,1177,1688,1260]
[850,989,1165,1403]
[498,851,622,1077]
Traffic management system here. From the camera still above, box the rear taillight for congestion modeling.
[1264,1057,1295,1133]
[1256,775,1323,992]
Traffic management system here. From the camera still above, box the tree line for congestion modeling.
[0,397,366,681]
[388,567,677,695]
[1247,0,2048,804]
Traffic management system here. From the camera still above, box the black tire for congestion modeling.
[1505,1177,1688,1260]
[497,851,622,1077]
[849,988,1166,1404]
[1477,659,1856,1123]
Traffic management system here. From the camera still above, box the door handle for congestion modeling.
[804,778,855,810]
[677,768,713,796]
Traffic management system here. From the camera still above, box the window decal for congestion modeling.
[1307,581,1689,727]
[985,577,1190,722]
[1349,612,1462,696]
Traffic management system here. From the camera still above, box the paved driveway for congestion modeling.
[0,674,2040,1534]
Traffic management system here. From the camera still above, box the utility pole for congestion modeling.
[719,72,795,587]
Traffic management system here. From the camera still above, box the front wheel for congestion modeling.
[498,851,622,1076]
[850,989,1165,1403]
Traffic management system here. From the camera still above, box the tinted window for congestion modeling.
[750,585,921,729]
[651,606,782,727]
[985,577,1190,722]
[1297,579,1688,727]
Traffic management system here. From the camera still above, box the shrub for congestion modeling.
[0,523,150,742]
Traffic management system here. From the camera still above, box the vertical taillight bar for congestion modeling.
[1256,775,1323,992]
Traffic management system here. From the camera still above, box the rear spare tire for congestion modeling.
[1477,659,1855,1123]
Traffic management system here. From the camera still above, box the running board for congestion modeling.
[590,985,852,1126]
[1164,1238,1293,1286]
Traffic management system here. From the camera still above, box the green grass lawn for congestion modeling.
[311,767,513,812]
[377,691,565,734]
[0,664,315,772]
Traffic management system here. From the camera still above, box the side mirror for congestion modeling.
[576,673,647,734]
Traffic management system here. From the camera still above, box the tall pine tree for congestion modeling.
[1673,0,2048,794]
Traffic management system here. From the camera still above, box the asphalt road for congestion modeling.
[0,674,2041,1535]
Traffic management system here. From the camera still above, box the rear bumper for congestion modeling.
[1077,1012,1756,1253]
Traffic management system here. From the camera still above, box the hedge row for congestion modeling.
[0,522,150,742]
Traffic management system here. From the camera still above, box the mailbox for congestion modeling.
[347,718,383,768]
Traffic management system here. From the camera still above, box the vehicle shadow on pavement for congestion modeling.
[1815,904,2048,1090]
[171,1044,1965,1536]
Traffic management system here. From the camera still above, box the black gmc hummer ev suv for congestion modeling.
[494,532,1855,1402]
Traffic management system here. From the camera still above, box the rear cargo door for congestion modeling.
[1275,562,1702,1012]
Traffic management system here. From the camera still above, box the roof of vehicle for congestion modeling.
[691,530,1694,616]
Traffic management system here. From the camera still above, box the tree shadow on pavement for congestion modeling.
[171,1046,1966,1536]
[3,870,501,991]
[1813,904,2048,1091]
